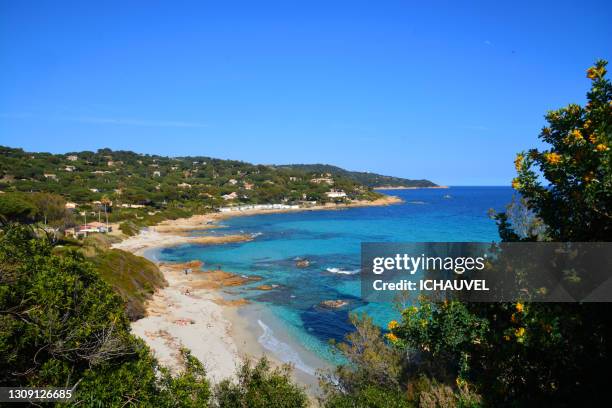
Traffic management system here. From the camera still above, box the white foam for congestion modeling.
[325,267,360,275]
[257,320,315,376]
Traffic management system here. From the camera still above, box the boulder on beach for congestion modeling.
[319,300,348,309]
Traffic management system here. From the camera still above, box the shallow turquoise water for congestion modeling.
[155,187,513,367]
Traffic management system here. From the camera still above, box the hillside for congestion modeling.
[0,146,382,209]
[275,164,437,188]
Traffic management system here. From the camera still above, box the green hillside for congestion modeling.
[275,164,437,188]
[0,146,383,208]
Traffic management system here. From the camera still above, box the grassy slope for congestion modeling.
[70,233,167,320]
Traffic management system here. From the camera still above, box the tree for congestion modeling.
[510,59,611,241]
[214,357,308,408]
[0,192,37,224]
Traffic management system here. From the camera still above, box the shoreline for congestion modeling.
[115,194,401,390]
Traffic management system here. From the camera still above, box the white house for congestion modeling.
[222,192,238,200]
[326,190,347,198]
[66,155,78,161]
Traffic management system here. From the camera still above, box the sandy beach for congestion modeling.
[115,195,402,386]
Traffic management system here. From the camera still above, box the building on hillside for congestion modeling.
[222,192,238,200]
[65,202,77,209]
[120,203,146,208]
[68,222,110,238]
[178,183,192,189]
[219,203,300,213]
[310,177,334,185]
[153,171,161,177]
[64,165,76,172]
[326,190,347,198]
[244,182,254,190]
[66,155,78,161]
[90,188,99,193]
[43,173,57,180]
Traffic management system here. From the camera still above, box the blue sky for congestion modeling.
[1,1,610,185]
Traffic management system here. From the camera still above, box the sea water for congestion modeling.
[154,187,513,374]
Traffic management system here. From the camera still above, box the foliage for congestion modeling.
[0,192,38,224]
[87,248,167,320]
[0,146,383,218]
[275,164,437,188]
[214,357,308,408]
[0,224,211,406]
[509,59,611,241]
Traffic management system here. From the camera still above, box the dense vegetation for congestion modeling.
[0,224,307,407]
[320,60,611,407]
[276,164,437,188]
[0,146,382,208]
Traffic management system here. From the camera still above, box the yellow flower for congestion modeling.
[387,320,399,330]
[385,332,399,342]
[515,327,526,338]
[456,377,468,387]
[571,130,583,142]
[542,127,551,136]
[514,154,524,171]
[596,144,609,152]
[510,313,518,323]
[515,302,524,313]
[587,67,598,79]
[503,335,511,341]
[584,120,592,129]
[589,134,598,143]
[511,178,522,190]
[544,152,562,165]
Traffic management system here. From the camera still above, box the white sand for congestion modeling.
[130,265,242,383]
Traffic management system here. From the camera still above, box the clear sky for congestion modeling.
[1,1,611,185]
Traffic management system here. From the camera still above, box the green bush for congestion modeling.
[214,357,308,408]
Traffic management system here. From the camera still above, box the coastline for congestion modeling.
[114,194,401,389]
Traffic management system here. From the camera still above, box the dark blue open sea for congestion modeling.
[151,187,513,375]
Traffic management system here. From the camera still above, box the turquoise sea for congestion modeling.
[151,187,514,375]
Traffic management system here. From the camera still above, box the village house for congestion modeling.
[222,192,238,200]
[244,182,254,190]
[120,203,146,208]
[178,182,192,189]
[310,176,334,185]
[153,171,161,177]
[43,173,57,180]
[64,165,76,172]
[66,221,110,238]
[65,202,77,209]
[228,179,238,185]
[66,155,78,161]
[326,190,347,198]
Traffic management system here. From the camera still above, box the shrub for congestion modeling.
[214,357,308,408]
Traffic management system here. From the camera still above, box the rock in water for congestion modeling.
[320,300,348,309]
